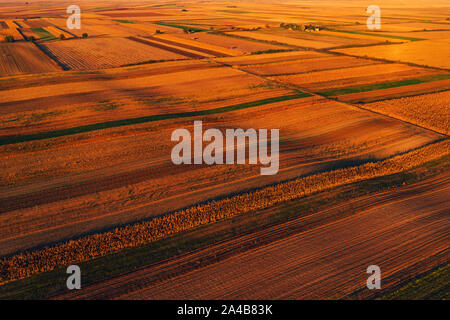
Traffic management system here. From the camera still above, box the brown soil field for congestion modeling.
[362,91,450,135]
[270,63,446,91]
[0,42,60,76]
[215,50,327,66]
[42,37,186,70]
[0,59,213,95]
[22,19,52,28]
[335,78,450,103]
[239,55,379,76]
[263,28,382,47]
[174,32,284,54]
[99,12,169,18]
[152,34,240,57]
[229,30,338,49]
[55,172,450,299]
[334,40,450,69]
[130,36,211,59]
[0,0,448,299]
[0,96,442,255]
[0,65,270,111]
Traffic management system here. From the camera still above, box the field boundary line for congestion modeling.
[222,59,450,137]
[0,93,310,146]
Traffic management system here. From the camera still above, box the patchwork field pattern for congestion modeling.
[43,37,186,69]
[0,0,449,301]
[0,42,60,76]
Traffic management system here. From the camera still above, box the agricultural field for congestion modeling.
[0,0,448,302]
[239,55,381,76]
[362,91,450,135]
[0,42,60,76]
[42,37,187,70]
[334,39,450,69]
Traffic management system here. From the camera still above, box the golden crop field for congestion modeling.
[363,91,450,135]
[42,37,187,70]
[0,0,448,301]
[334,39,450,69]
[0,42,60,76]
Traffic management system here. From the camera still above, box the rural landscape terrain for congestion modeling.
[0,0,448,300]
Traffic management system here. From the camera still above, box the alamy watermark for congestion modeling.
[367,265,381,290]
[67,5,81,30]
[171,121,279,176]
[66,265,81,290]
[366,5,381,30]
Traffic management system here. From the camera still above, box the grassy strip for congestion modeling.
[0,93,310,146]
[114,20,134,24]
[0,153,448,299]
[250,49,294,55]
[31,27,57,41]
[380,264,450,300]
[328,29,425,41]
[154,22,207,32]
[319,74,450,97]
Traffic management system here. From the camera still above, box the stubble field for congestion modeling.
[0,0,448,300]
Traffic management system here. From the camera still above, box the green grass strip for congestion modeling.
[0,93,310,146]
[328,29,426,42]
[319,74,450,97]
[31,27,57,41]
[114,20,134,24]
[380,264,450,300]
[154,22,207,32]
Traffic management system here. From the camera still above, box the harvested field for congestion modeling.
[0,96,443,255]
[215,50,327,66]
[227,29,378,49]
[329,77,450,103]
[0,42,60,76]
[239,56,379,76]
[99,12,169,18]
[229,30,335,48]
[270,63,446,91]
[334,40,450,69]
[152,34,239,57]
[0,0,448,301]
[130,36,209,59]
[1,143,448,283]
[362,91,450,135]
[0,65,269,108]
[42,37,186,70]
[174,32,284,54]
[81,173,448,300]
[22,19,52,28]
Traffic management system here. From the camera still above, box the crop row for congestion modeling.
[0,139,448,283]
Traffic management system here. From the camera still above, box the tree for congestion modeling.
[59,34,66,40]
[4,35,14,42]
[82,33,88,38]
[28,36,35,42]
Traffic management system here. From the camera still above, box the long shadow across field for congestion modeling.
[0,93,310,146]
